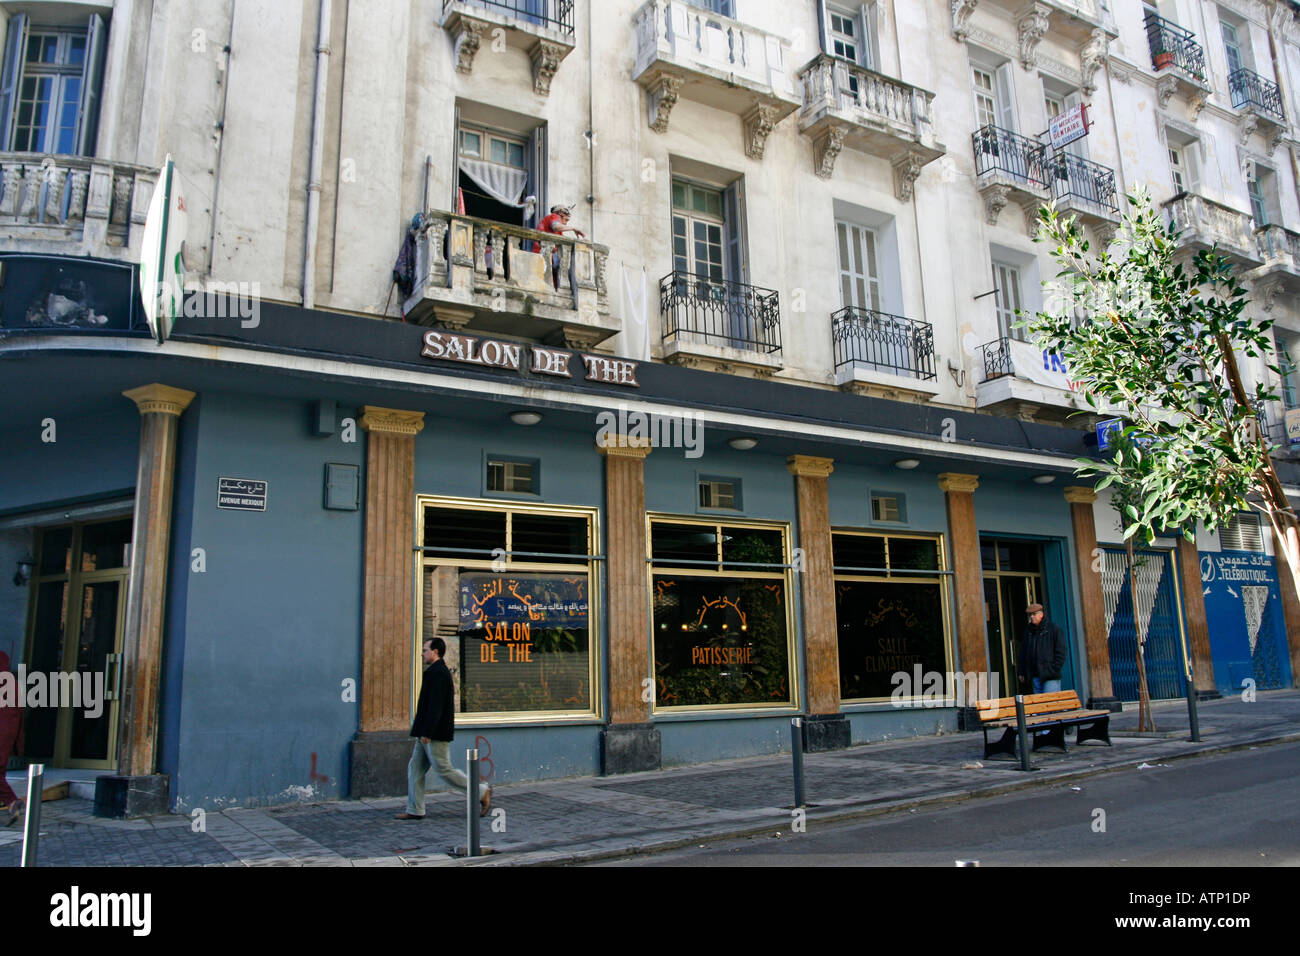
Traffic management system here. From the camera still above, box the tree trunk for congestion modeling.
[1127,539,1155,732]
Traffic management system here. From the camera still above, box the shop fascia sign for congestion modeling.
[420,329,639,387]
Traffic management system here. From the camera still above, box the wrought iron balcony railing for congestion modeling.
[1042,151,1119,214]
[972,125,1047,188]
[660,271,781,354]
[1229,68,1284,120]
[831,307,936,381]
[443,0,575,35]
[979,337,1015,382]
[1144,11,1205,81]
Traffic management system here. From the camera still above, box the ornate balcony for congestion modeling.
[972,125,1049,233]
[832,307,940,400]
[0,153,156,262]
[404,210,614,349]
[974,335,1099,422]
[1145,11,1209,111]
[1162,192,1264,270]
[796,54,941,197]
[440,0,575,96]
[632,0,798,159]
[659,271,782,377]
[951,0,1115,55]
[1248,224,1300,313]
[1042,151,1120,241]
[1229,68,1287,149]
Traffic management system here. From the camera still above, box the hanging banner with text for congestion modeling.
[1009,338,1075,390]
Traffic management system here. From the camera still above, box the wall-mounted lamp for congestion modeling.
[509,411,542,426]
[894,458,920,470]
[728,437,757,450]
[13,556,34,587]
[1032,474,1056,485]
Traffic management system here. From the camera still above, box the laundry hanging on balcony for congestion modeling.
[458,157,535,216]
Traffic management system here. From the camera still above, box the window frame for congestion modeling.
[0,14,106,157]
[414,495,602,724]
[870,492,907,525]
[484,454,541,498]
[832,528,953,705]
[647,513,798,714]
[835,219,883,314]
[992,260,1025,342]
[697,475,743,513]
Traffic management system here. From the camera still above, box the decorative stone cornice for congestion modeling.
[123,384,196,417]
[952,0,979,41]
[646,71,684,133]
[530,39,565,96]
[359,406,426,436]
[743,102,779,160]
[812,123,847,179]
[1064,486,1098,504]
[451,15,484,74]
[787,455,834,478]
[1016,3,1050,71]
[1080,29,1110,94]
[596,435,652,459]
[938,472,980,494]
[893,150,925,202]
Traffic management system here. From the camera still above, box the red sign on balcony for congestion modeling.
[1049,103,1089,150]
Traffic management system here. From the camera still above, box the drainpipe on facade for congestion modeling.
[303,0,332,309]
[206,0,236,279]
[586,0,596,242]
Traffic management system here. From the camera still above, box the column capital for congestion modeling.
[1064,485,1098,504]
[787,455,834,478]
[359,406,425,436]
[938,472,979,494]
[596,435,652,459]
[122,384,195,416]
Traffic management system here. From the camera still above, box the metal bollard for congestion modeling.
[790,717,805,808]
[1185,667,1201,742]
[1014,696,1032,772]
[467,749,481,858]
[21,763,43,868]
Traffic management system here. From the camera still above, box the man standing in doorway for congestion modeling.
[395,638,491,820]
[1019,603,1068,694]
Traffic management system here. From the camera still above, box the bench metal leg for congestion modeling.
[1075,716,1111,747]
[984,727,1018,760]
[1031,724,1067,753]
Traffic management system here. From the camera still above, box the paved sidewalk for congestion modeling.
[3,691,1295,867]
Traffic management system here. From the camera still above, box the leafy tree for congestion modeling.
[1024,188,1298,703]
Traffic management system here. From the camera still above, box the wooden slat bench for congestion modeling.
[975,690,1112,760]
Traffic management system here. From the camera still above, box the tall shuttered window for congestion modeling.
[0,15,107,156]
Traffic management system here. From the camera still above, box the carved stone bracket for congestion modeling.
[560,325,606,350]
[952,0,979,41]
[452,16,484,74]
[1188,85,1210,119]
[743,102,779,160]
[1080,28,1110,94]
[981,183,1011,225]
[1156,74,1179,110]
[892,150,925,201]
[1090,221,1119,249]
[1254,276,1283,312]
[1016,3,1051,71]
[530,39,565,96]
[646,72,684,133]
[1015,194,1045,236]
[812,124,847,179]
[1239,109,1260,146]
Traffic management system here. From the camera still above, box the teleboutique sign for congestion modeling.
[419,330,640,388]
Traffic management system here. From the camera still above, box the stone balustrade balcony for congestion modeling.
[1163,192,1264,269]
[404,209,615,350]
[632,0,799,160]
[797,54,941,197]
[0,153,156,262]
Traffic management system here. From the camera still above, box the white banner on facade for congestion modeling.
[1009,338,1075,390]
[1049,103,1089,150]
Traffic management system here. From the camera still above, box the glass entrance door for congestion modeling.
[982,539,1046,698]
[23,518,131,769]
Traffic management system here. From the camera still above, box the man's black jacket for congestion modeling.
[411,659,455,741]
[1018,618,1068,681]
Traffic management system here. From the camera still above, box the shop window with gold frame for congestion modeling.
[649,516,796,711]
[833,530,953,702]
[417,497,599,720]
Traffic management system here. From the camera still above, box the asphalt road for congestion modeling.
[601,740,1300,866]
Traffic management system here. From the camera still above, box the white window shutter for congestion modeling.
[75,14,108,156]
[0,13,28,151]
[1185,142,1201,193]
[995,61,1017,132]
[858,3,875,71]
[527,123,547,229]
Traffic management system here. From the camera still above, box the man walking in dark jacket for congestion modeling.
[1018,603,1068,694]
[395,638,491,820]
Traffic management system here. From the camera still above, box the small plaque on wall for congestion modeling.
[325,463,359,511]
[218,477,268,512]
